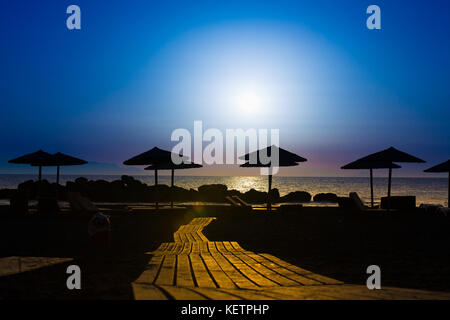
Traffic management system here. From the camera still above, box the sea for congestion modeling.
[0,174,447,207]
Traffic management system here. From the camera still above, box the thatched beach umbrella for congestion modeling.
[123,147,189,208]
[144,162,202,208]
[123,147,188,166]
[341,159,401,207]
[31,152,88,185]
[8,150,53,181]
[352,147,425,198]
[424,159,450,207]
[240,146,307,211]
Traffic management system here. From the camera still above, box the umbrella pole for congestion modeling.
[370,168,374,208]
[37,165,42,199]
[387,167,392,197]
[387,167,392,210]
[268,173,272,212]
[56,165,60,200]
[171,169,174,208]
[155,169,158,210]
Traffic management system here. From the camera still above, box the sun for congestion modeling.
[237,91,263,114]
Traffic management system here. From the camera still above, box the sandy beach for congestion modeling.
[1,203,449,299]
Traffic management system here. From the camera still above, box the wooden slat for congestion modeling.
[176,254,195,287]
[207,242,258,289]
[191,241,200,255]
[152,242,169,253]
[158,285,208,300]
[132,283,169,300]
[215,241,280,287]
[155,254,176,286]
[222,242,299,286]
[192,287,242,300]
[180,242,192,255]
[259,253,342,285]
[200,253,237,289]
[189,254,217,288]
[134,255,164,284]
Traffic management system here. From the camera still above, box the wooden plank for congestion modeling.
[219,288,277,300]
[199,241,209,254]
[259,253,342,285]
[176,254,195,287]
[200,252,237,289]
[191,241,200,255]
[222,242,298,287]
[155,254,176,286]
[134,255,164,284]
[132,283,169,300]
[215,242,280,287]
[165,242,175,252]
[230,241,246,252]
[192,287,242,300]
[189,254,217,288]
[158,285,208,300]
[152,242,169,253]
[180,242,192,255]
[207,242,258,289]
[186,232,196,243]
[197,231,208,242]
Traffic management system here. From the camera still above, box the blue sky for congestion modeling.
[1,0,449,177]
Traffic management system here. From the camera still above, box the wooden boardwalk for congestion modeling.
[132,217,450,300]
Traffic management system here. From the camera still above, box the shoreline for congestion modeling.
[0,175,448,206]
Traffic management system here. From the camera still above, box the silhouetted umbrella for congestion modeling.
[353,147,425,198]
[31,152,88,185]
[145,162,202,208]
[239,146,307,211]
[341,160,401,207]
[8,150,53,181]
[123,147,188,165]
[124,147,190,209]
[241,145,307,163]
[424,159,450,206]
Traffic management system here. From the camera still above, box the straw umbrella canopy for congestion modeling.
[31,152,88,185]
[424,159,450,207]
[8,150,54,181]
[352,147,425,198]
[341,159,401,207]
[144,162,202,208]
[239,146,307,211]
[123,147,189,208]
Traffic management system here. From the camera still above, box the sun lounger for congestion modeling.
[338,192,384,213]
[232,195,251,208]
[349,192,368,210]
[225,196,241,207]
[66,192,98,213]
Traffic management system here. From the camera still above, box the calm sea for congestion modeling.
[0,174,447,206]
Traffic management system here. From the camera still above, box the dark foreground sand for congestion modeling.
[0,205,449,299]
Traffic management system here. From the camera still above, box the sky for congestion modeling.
[1,0,449,177]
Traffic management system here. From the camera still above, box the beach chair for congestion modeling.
[225,196,241,207]
[232,195,252,208]
[338,192,379,212]
[67,192,98,213]
[349,192,368,210]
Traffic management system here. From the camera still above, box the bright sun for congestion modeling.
[237,91,262,114]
